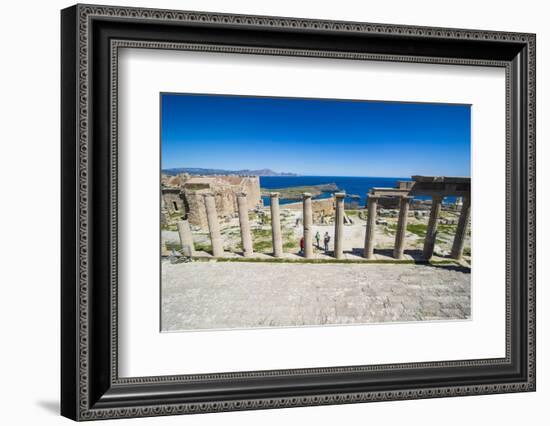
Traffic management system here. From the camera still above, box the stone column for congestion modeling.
[363,195,379,259]
[393,196,411,260]
[203,194,224,257]
[423,195,443,259]
[334,192,346,259]
[160,193,168,226]
[302,193,313,258]
[177,219,195,257]
[237,193,253,257]
[451,196,471,259]
[270,192,283,257]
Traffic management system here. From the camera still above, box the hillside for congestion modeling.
[162,167,298,177]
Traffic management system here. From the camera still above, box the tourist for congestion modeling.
[324,232,330,252]
[315,231,321,248]
[299,236,304,255]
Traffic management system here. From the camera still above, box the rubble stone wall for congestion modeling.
[184,191,208,228]
[283,197,335,222]
[169,176,262,228]
[163,190,185,215]
[240,176,262,210]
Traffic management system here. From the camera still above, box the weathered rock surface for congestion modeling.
[161,262,471,331]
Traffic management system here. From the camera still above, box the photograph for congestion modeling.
[160,93,472,332]
[58,3,536,420]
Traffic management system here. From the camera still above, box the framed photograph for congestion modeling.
[61,4,536,421]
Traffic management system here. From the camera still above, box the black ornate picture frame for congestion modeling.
[61,4,536,421]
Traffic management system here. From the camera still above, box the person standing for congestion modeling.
[300,236,305,255]
[315,231,321,249]
[323,232,330,252]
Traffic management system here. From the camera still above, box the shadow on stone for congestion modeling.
[403,249,425,261]
[425,263,471,273]
[373,248,394,258]
[350,247,364,256]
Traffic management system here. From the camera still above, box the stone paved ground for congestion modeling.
[161,261,471,332]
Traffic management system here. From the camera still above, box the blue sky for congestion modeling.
[161,93,471,177]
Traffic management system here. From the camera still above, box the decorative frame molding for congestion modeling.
[61,4,535,421]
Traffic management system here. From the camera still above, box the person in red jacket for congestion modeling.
[299,236,304,255]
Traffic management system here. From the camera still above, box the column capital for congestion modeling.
[367,194,379,200]
[303,192,312,199]
[270,192,280,198]
[334,192,346,199]
[236,192,247,198]
[202,192,215,199]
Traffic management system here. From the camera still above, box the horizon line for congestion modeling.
[161,172,471,179]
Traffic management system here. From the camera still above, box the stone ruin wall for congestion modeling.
[183,191,208,228]
[162,190,185,215]
[183,188,234,228]
[240,176,262,210]
[283,197,336,222]
[176,176,262,228]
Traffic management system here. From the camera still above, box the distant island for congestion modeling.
[261,183,339,200]
[162,167,298,177]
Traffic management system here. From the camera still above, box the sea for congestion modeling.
[260,176,415,207]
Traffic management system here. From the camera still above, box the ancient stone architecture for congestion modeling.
[369,180,414,209]
[302,193,314,259]
[363,195,378,259]
[162,187,185,215]
[393,196,411,259]
[450,195,471,259]
[161,173,188,188]
[203,194,224,257]
[161,174,262,228]
[282,197,335,223]
[176,219,195,256]
[164,175,470,262]
[237,193,254,257]
[423,195,443,259]
[270,192,283,257]
[367,176,471,260]
[334,193,346,259]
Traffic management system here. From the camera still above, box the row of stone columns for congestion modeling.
[175,192,470,261]
[176,193,265,258]
[363,195,411,260]
[203,192,256,258]
[363,194,470,260]
[177,191,348,259]
[294,192,346,259]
